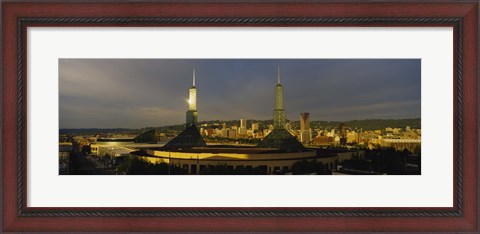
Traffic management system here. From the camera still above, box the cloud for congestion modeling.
[59,59,421,128]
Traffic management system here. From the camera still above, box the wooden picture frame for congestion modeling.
[2,1,478,232]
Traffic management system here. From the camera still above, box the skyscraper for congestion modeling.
[240,118,247,128]
[300,113,310,131]
[251,123,259,132]
[273,66,286,129]
[300,112,311,143]
[239,118,247,136]
[186,69,198,126]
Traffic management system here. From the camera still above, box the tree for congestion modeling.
[291,160,325,175]
[413,144,421,155]
[117,156,186,175]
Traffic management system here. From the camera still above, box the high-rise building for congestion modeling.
[221,129,229,138]
[339,124,347,145]
[273,66,286,129]
[300,130,311,144]
[186,69,198,126]
[251,123,259,138]
[238,118,247,136]
[238,128,247,136]
[300,113,310,131]
[251,123,259,132]
[300,113,311,144]
[240,118,247,128]
[228,129,237,139]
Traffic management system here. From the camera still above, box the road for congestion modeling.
[70,152,116,175]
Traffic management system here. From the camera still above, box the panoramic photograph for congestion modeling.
[59,59,421,175]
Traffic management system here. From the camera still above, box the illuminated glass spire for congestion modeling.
[273,65,286,129]
[186,69,198,126]
[188,69,197,111]
[257,66,305,151]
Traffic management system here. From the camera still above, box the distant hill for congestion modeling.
[60,118,420,135]
[196,118,420,131]
[333,118,420,130]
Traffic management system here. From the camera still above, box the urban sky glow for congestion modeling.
[59,59,421,128]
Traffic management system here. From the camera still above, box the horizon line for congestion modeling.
[59,117,421,129]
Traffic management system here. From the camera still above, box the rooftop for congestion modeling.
[154,146,286,154]
[256,128,306,152]
[162,124,207,150]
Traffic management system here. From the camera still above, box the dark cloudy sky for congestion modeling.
[59,59,421,129]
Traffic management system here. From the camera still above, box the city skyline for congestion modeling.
[59,59,421,129]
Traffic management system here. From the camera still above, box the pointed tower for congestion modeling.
[256,66,305,151]
[273,65,286,129]
[186,69,198,126]
[163,68,206,150]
